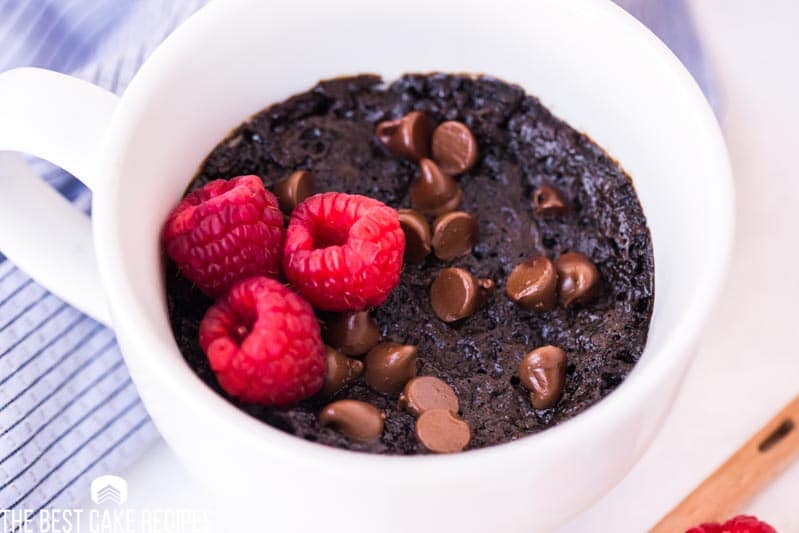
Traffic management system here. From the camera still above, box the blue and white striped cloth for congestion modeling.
[0,1,204,526]
[0,0,713,526]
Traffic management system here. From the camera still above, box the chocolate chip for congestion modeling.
[415,409,471,453]
[431,211,478,261]
[430,268,494,323]
[319,400,385,442]
[375,111,435,162]
[518,345,567,409]
[323,311,380,356]
[273,170,314,213]
[364,342,417,394]
[410,158,462,216]
[399,376,459,417]
[318,345,364,398]
[533,185,568,217]
[431,121,478,175]
[555,252,601,307]
[505,256,559,311]
[398,209,432,264]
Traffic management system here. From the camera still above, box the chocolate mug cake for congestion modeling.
[163,73,654,455]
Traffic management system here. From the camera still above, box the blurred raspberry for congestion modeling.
[686,515,777,533]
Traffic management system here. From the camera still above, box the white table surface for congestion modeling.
[105,1,799,531]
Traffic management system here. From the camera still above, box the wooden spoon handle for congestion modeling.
[651,395,799,532]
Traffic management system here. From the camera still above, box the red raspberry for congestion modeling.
[199,276,325,405]
[163,175,285,298]
[687,515,777,533]
[283,192,405,311]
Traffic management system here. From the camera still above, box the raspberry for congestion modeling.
[687,515,777,533]
[199,276,325,405]
[283,192,405,311]
[163,175,285,298]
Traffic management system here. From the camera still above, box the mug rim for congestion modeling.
[91,0,734,472]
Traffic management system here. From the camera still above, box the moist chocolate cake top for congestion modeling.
[166,73,655,454]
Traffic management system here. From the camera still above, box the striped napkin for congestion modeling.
[0,0,204,526]
[0,0,713,526]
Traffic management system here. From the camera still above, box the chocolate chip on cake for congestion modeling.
[533,185,568,217]
[399,376,459,417]
[375,111,435,162]
[430,268,494,323]
[431,211,478,261]
[555,252,601,307]
[398,209,432,264]
[323,311,380,356]
[415,409,471,453]
[319,400,385,442]
[410,158,462,216]
[506,256,559,311]
[431,121,478,175]
[273,170,314,213]
[518,345,567,410]
[364,342,417,394]
[318,345,364,398]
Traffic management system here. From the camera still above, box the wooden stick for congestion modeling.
[651,395,799,532]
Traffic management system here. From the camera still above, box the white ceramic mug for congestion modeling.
[0,0,733,530]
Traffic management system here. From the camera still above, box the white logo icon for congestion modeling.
[90,475,128,505]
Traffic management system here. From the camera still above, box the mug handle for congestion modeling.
[0,67,119,326]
